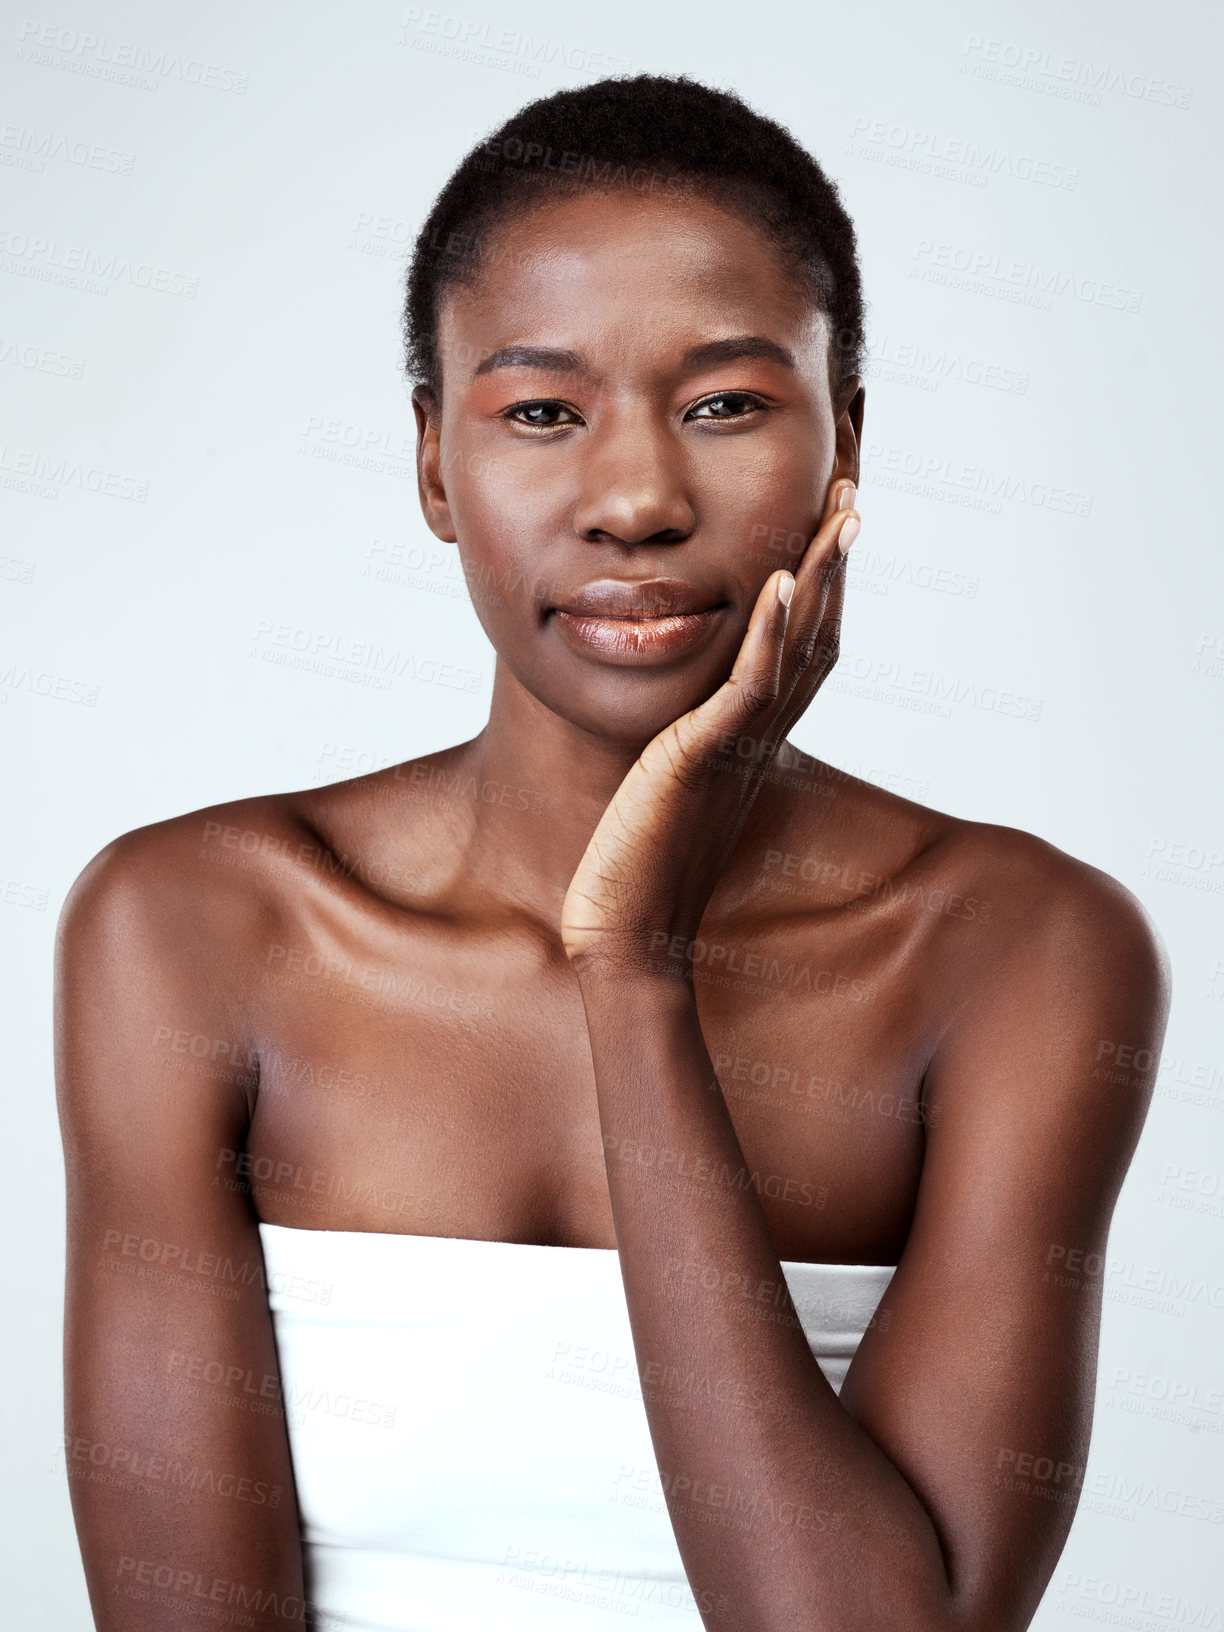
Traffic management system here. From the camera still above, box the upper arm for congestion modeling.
[839,850,1170,1632]
[55,830,305,1630]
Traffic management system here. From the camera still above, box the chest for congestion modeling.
[243,912,930,1261]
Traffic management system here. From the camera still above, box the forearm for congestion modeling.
[67,1397,308,1632]
[64,1232,307,1630]
[74,1497,307,1632]
[578,970,956,1632]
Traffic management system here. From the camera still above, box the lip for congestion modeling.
[549,578,727,666]
[553,577,723,618]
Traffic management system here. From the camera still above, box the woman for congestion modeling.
[56,75,1169,1632]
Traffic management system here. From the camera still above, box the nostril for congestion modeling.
[580,526,694,548]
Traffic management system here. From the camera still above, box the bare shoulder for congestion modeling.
[59,790,313,955]
[933,812,1170,988]
[57,742,472,968]
[55,785,391,1058]
[909,808,1171,1151]
[762,753,1170,1043]
[788,752,1166,970]
[54,784,386,1135]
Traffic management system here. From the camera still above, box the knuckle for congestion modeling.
[662,731,710,792]
[736,676,779,715]
[790,634,818,676]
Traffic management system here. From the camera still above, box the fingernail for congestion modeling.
[837,514,860,554]
[838,483,857,511]
[778,572,795,607]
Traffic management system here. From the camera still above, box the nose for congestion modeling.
[572,410,696,547]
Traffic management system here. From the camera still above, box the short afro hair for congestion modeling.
[403,74,866,406]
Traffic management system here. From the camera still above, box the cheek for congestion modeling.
[442,426,581,618]
[447,469,550,638]
[442,411,560,537]
[691,438,824,571]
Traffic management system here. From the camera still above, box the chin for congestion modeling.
[536,665,725,747]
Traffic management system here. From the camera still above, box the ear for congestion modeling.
[412,386,457,544]
[831,377,864,490]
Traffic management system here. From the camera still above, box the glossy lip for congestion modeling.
[552,577,724,619]
[553,609,724,665]
[548,580,727,667]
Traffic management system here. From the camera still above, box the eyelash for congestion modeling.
[500,392,769,432]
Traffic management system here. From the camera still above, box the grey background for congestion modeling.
[2,0,1221,1622]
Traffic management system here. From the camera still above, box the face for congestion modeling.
[414,187,863,746]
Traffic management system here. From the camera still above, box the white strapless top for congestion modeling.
[259,1223,895,1632]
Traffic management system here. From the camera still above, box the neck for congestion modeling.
[444,659,657,929]
[435,660,825,936]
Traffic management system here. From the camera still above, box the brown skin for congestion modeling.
[56,188,1169,1631]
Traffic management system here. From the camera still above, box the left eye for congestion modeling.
[687,393,766,422]
[504,401,581,428]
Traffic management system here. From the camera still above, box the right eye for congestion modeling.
[502,400,583,430]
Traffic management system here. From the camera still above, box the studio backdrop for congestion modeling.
[2,1,1221,1625]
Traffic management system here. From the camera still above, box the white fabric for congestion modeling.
[259,1223,895,1632]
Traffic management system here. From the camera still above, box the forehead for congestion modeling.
[436,188,828,378]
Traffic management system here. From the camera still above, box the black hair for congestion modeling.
[402,74,866,405]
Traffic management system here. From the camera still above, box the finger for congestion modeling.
[795,484,859,590]
[808,549,846,686]
[679,568,793,755]
[673,484,856,758]
[778,483,857,673]
[721,566,794,723]
[823,476,858,528]
[702,492,857,741]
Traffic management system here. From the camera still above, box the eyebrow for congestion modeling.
[681,335,796,371]
[470,334,796,382]
[472,345,584,380]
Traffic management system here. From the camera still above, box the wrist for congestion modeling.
[570,954,697,1011]
[566,927,697,990]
